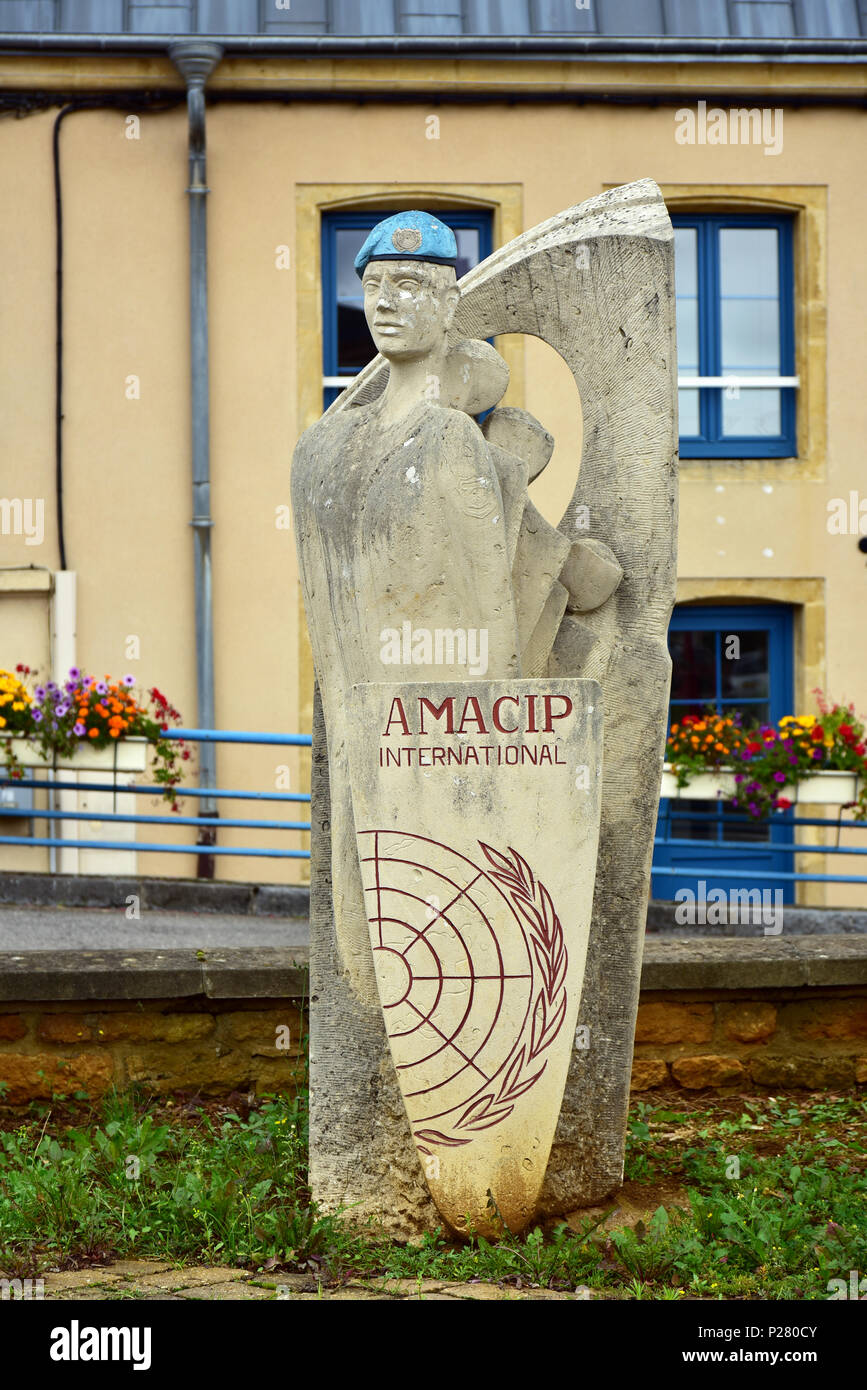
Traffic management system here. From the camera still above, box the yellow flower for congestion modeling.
[11,701,24,712]
[796,716,814,728]
[0,717,6,728]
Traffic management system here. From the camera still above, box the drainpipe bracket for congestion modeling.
[168,41,224,87]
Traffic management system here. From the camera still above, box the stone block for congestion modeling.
[0,1052,113,1104]
[223,1009,302,1052]
[634,1001,714,1044]
[93,1012,214,1043]
[748,1054,857,1089]
[792,999,867,1041]
[37,1014,94,1043]
[670,1055,747,1089]
[629,1058,669,1090]
[720,1002,777,1044]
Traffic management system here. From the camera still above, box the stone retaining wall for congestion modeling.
[632,989,867,1091]
[1,939,866,1104]
[0,999,306,1104]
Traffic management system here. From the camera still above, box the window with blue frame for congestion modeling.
[652,603,796,903]
[321,209,493,410]
[674,213,796,458]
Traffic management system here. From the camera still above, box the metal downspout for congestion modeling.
[170,39,222,878]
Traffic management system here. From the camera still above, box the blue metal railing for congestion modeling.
[0,728,313,860]
[653,804,867,888]
[3,731,867,892]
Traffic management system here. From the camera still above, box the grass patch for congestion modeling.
[0,1083,864,1299]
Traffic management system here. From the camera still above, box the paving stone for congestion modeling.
[177,1281,274,1300]
[43,1268,130,1291]
[130,1265,251,1290]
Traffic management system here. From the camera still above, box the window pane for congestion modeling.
[670,700,717,726]
[719,227,781,437]
[455,228,480,279]
[720,227,778,299]
[670,802,719,842]
[335,228,374,372]
[675,226,698,296]
[676,297,698,372]
[675,226,698,366]
[669,629,717,701]
[721,300,780,371]
[721,803,771,843]
[678,387,700,436]
[720,630,769,698]
[722,700,769,730]
[675,227,699,435]
[722,385,782,438]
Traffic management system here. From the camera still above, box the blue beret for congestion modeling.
[354,211,458,279]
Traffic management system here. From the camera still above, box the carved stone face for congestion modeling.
[362,259,459,361]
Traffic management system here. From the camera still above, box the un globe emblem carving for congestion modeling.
[358,831,568,1154]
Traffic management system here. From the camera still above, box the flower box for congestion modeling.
[1,732,148,774]
[661,764,862,806]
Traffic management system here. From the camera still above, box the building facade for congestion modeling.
[1,1,865,902]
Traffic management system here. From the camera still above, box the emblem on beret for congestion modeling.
[392,226,423,252]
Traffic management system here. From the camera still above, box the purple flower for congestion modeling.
[55,703,69,718]
[32,709,43,723]
[73,721,86,737]
[748,802,759,815]
[812,748,823,760]
[731,798,739,807]
[741,750,752,761]
[734,773,744,783]
[46,681,57,692]
[34,686,45,700]
[789,755,798,766]
[773,771,786,783]
[122,674,135,688]
[96,681,108,695]
[68,666,80,680]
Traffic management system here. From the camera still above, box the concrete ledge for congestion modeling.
[1,938,864,1001]
[641,935,867,989]
[0,948,309,1002]
[0,873,311,919]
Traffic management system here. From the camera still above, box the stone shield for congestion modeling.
[348,678,603,1236]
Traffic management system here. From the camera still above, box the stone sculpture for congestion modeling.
[292,184,678,1236]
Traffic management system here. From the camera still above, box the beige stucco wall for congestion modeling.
[1,66,865,897]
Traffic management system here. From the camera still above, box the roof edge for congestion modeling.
[1,33,867,62]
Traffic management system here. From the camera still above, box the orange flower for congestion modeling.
[88,728,99,738]
[109,728,120,738]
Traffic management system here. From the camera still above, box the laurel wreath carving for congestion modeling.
[415,842,568,1155]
